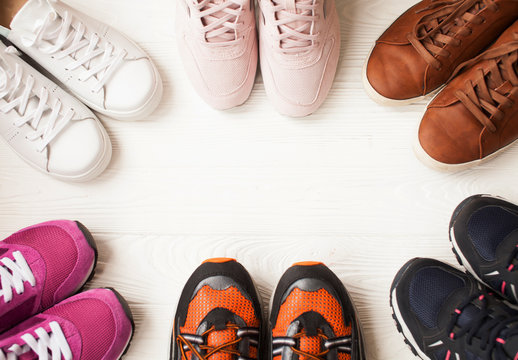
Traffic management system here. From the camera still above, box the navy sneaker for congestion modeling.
[390,258,518,360]
[450,195,518,303]
[269,262,365,360]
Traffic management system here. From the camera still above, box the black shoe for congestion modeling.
[170,258,263,360]
[269,262,365,360]
[450,194,518,303]
[390,258,518,360]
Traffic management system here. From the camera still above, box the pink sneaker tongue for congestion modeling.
[276,0,314,50]
[199,0,240,43]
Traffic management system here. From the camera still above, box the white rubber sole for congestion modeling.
[361,46,443,106]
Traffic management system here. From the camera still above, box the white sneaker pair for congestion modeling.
[0,0,163,181]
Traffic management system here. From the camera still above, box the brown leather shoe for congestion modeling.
[363,0,518,106]
[416,20,518,170]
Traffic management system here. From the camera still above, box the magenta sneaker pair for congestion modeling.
[0,220,133,359]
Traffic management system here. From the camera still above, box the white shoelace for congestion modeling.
[192,0,246,43]
[0,321,72,360]
[266,0,318,53]
[0,46,74,152]
[24,10,126,93]
[0,251,36,303]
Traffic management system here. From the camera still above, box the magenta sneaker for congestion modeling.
[0,220,97,334]
[0,288,134,359]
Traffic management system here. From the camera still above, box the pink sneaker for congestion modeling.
[175,0,258,110]
[0,220,97,334]
[0,288,134,359]
[258,0,340,117]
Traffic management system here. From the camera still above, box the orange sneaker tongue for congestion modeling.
[207,328,238,360]
[299,335,322,360]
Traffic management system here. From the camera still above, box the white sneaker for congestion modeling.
[1,0,163,121]
[0,39,111,181]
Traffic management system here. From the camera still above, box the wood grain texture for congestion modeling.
[1,0,518,359]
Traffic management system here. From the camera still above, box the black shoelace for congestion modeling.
[446,292,518,360]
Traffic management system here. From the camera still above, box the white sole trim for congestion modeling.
[390,286,431,360]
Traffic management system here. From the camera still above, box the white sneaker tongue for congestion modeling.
[10,0,54,34]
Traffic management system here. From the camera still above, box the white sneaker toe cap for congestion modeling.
[104,58,159,119]
[47,119,110,179]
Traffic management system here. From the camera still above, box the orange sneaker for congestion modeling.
[269,262,365,360]
[170,258,263,360]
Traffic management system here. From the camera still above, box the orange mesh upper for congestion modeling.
[180,285,260,360]
[299,335,321,358]
[272,288,351,360]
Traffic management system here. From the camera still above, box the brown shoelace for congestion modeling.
[177,324,260,360]
[289,331,330,360]
[177,325,243,360]
[450,33,518,132]
[407,0,498,70]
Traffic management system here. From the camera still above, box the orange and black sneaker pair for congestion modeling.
[170,258,365,360]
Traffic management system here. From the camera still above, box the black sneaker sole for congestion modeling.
[74,221,98,291]
[105,287,135,359]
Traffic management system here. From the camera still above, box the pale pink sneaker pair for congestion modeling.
[175,0,341,117]
[0,220,133,359]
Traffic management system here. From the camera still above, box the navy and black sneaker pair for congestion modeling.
[391,195,518,360]
[170,258,365,360]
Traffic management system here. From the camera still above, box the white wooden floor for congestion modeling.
[2,0,518,358]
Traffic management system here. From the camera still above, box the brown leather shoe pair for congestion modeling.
[364,0,518,170]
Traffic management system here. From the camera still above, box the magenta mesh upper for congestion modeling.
[4,226,78,309]
[45,298,116,360]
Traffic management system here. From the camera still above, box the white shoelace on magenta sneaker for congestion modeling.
[192,0,246,43]
[0,321,72,360]
[267,0,318,53]
[23,10,126,93]
[0,251,36,303]
[0,46,73,152]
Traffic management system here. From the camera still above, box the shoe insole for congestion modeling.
[0,0,27,29]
